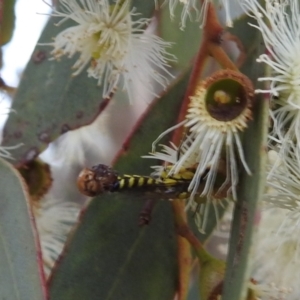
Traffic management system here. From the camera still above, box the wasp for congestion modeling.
[77,164,229,226]
[77,164,197,200]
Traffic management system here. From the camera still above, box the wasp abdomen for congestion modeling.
[113,175,158,191]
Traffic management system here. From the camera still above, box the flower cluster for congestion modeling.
[243,145,300,298]
[242,0,300,158]
[239,0,300,297]
[48,0,174,103]
[266,148,300,212]
[250,207,299,299]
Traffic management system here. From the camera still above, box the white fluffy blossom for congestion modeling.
[266,148,300,211]
[242,0,300,157]
[247,148,300,299]
[250,207,300,300]
[35,197,80,277]
[49,0,174,102]
[144,142,230,232]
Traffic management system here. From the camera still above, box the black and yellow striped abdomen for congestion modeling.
[77,164,195,199]
[113,173,191,199]
[114,175,158,191]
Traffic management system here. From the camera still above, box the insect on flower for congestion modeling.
[77,163,196,199]
[77,163,218,229]
[147,70,254,205]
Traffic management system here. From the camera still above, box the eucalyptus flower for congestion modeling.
[148,70,254,206]
[266,147,300,213]
[144,142,229,232]
[35,198,80,277]
[251,207,299,300]
[242,0,300,156]
[49,0,174,102]
[245,148,300,299]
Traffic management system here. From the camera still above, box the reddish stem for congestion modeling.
[172,3,234,144]
[208,43,239,71]
[170,3,237,299]
[172,42,208,145]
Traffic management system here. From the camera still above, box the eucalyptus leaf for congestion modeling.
[108,0,155,19]
[221,14,268,300]
[158,2,202,69]
[2,13,108,166]
[0,157,46,300]
[1,0,161,166]
[48,70,193,300]
[130,0,155,20]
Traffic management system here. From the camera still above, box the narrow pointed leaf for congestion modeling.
[222,15,268,300]
[159,3,202,69]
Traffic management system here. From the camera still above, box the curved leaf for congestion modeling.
[2,15,107,166]
[48,71,193,300]
[221,15,268,300]
[158,3,202,69]
[0,157,46,299]
[131,0,155,20]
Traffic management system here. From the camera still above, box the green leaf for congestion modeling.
[50,199,178,300]
[108,0,155,19]
[2,15,107,166]
[0,0,16,46]
[0,157,46,299]
[158,2,202,69]
[130,0,155,20]
[48,71,193,300]
[221,15,268,300]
